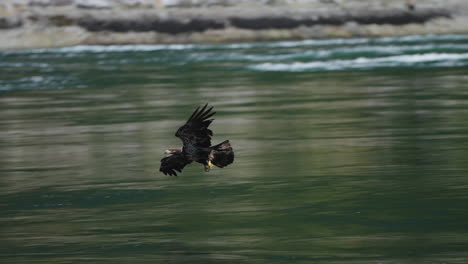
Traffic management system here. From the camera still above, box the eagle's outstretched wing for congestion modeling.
[160,152,192,176]
[175,103,216,148]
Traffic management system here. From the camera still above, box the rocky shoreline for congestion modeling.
[1,0,468,50]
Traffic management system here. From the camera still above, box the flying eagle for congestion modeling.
[160,104,234,176]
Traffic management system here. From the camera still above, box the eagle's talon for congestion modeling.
[204,160,214,172]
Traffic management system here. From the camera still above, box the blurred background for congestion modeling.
[2,1,468,264]
[1,0,468,49]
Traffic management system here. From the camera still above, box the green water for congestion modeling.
[1,35,468,263]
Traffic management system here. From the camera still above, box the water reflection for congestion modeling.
[1,65,468,263]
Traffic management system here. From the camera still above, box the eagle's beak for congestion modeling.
[204,160,214,172]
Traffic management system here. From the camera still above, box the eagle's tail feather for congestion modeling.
[209,140,234,168]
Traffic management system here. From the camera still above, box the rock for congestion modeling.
[0,16,23,29]
[348,7,451,25]
[28,0,74,6]
[47,15,75,26]
[76,15,225,33]
[1,0,468,50]
[75,0,113,9]
[161,0,273,8]
[0,25,88,50]
[117,0,157,8]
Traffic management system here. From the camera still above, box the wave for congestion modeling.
[258,34,468,49]
[3,43,468,67]
[1,34,468,92]
[4,34,468,54]
[176,43,468,64]
[247,53,468,72]
[222,43,468,62]
[3,44,198,54]
[0,75,84,92]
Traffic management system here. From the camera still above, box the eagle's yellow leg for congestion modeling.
[204,160,214,172]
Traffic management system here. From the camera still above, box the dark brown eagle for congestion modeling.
[160,104,234,176]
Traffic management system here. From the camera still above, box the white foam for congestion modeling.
[0,62,50,67]
[11,44,198,54]
[0,75,78,91]
[225,43,468,62]
[164,43,468,63]
[377,34,468,43]
[3,34,468,54]
[224,34,468,49]
[224,38,370,49]
[248,53,468,72]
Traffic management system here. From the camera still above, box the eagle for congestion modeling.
[160,104,234,176]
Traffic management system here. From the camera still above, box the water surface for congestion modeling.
[1,34,468,264]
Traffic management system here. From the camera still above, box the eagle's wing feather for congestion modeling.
[160,152,191,176]
[175,103,216,148]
